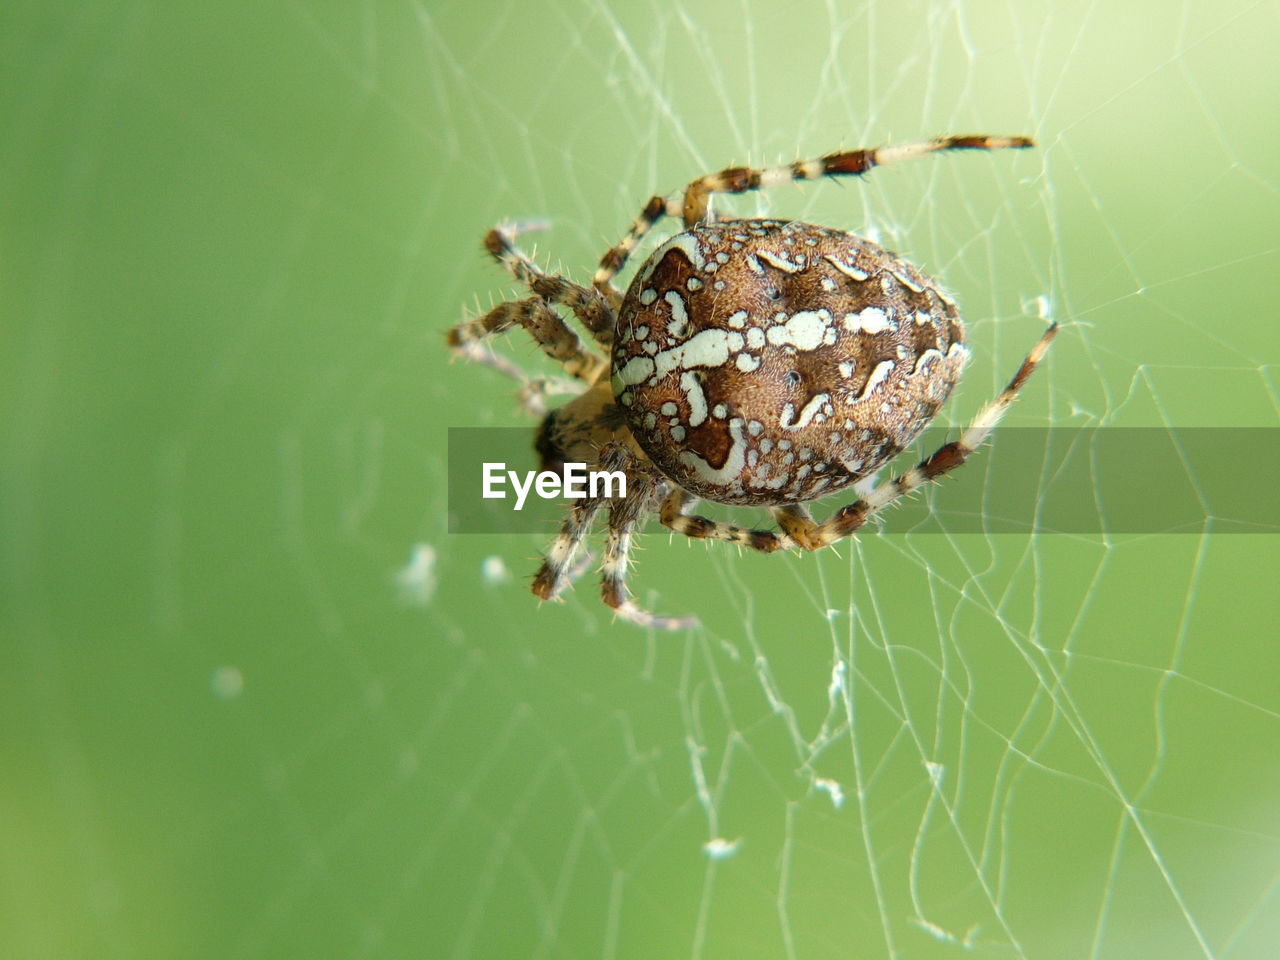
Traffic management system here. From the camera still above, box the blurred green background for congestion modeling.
[3,1,1277,958]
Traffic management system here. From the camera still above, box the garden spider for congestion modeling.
[448,135,1057,629]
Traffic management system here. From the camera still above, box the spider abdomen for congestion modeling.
[612,219,969,506]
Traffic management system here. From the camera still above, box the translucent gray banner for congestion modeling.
[447,427,1279,535]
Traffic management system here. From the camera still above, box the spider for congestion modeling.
[448,135,1057,629]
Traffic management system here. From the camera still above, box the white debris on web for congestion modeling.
[702,837,742,860]
[753,655,789,716]
[481,554,511,585]
[814,777,845,809]
[1026,293,1054,321]
[923,760,945,788]
[395,543,437,606]
[909,916,979,948]
[827,658,847,704]
[210,666,244,700]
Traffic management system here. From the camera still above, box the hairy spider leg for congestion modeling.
[598,447,698,630]
[591,194,681,307]
[446,334,579,417]
[447,297,606,385]
[679,134,1034,226]
[659,487,786,553]
[591,134,1034,299]
[531,483,610,603]
[483,221,614,348]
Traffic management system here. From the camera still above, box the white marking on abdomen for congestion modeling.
[665,290,689,338]
[639,232,705,286]
[766,310,831,351]
[825,256,869,281]
[681,371,708,426]
[780,392,830,430]
[911,348,944,374]
[756,249,802,273]
[843,306,892,334]
[891,269,924,293]
[653,329,746,380]
[859,360,895,397]
[617,356,655,385]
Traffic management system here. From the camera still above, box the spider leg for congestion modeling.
[592,194,681,307]
[446,335,580,417]
[515,377,583,418]
[679,134,1034,226]
[595,445,697,630]
[659,487,787,553]
[531,485,610,603]
[484,222,615,348]
[447,335,528,383]
[588,134,1028,308]
[447,296,607,384]
[776,322,1058,550]
[769,503,818,548]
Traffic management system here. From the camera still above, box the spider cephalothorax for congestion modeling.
[449,135,1056,629]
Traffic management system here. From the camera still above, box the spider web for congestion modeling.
[2,0,1278,958]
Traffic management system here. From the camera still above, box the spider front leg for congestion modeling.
[447,296,608,384]
[776,323,1058,550]
[589,134,1032,300]
[679,134,1034,226]
[483,221,615,347]
[592,194,680,307]
[515,376,583,418]
[660,487,787,553]
[447,338,577,418]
